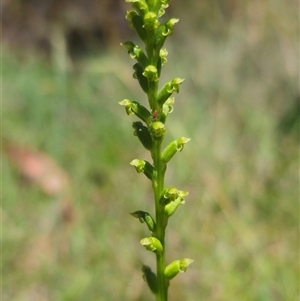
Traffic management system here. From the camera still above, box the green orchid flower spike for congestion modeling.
[120,1,193,300]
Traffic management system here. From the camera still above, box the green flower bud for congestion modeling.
[143,65,159,83]
[133,63,149,93]
[132,121,153,150]
[142,265,157,294]
[119,99,151,123]
[140,237,163,254]
[164,258,193,280]
[161,137,191,164]
[143,12,159,30]
[130,210,156,232]
[130,159,154,180]
[125,10,147,42]
[150,121,166,140]
[121,42,149,68]
[157,78,185,106]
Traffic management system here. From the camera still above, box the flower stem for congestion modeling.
[152,140,168,301]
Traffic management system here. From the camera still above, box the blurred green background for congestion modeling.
[3,0,298,300]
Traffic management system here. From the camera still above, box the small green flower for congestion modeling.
[160,48,168,65]
[159,97,174,123]
[143,65,159,83]
[159,187,179,204]
[164,196,185,216]
[163,18,180,36]
[121,42,149,68]
[119,99,151,123]
[161,137,191,164]
[150,121,166,140]
[143,12,160,30]
[157,78,185,105]
[158,3,169,17]
[140,237,163,254]
[130,159,154,180]
[155,18,179,49]
[164,258,193,280]
[159,187,189,207]
[159,187,188,216]
[126,0,148,14]
[126,10,147,42]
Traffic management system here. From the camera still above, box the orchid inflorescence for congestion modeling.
[119,1,193,300]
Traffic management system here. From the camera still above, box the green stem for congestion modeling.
[147,28,168,301]
[152,141,168,301]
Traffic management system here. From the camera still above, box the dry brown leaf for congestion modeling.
[4,141,69,196]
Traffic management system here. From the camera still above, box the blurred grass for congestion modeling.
[2,1,299,301]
